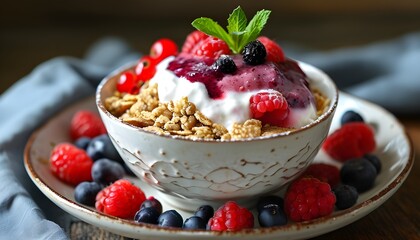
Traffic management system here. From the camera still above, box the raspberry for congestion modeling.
[322,122,376,162]
[208,201,254,231]
[284,178,336,222]
[70,110,106,141]
[191,37,231,59]
[257,36,285,63]
[249,90,289,127]
[182,30,209,54]
[300,163,340,187]
[50,143,93,185]
[95,179,146,219]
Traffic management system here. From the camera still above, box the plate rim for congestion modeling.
[23,93,415,239]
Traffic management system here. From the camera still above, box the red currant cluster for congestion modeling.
[117,39,178,94]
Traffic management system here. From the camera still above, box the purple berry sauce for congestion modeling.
[167,55,314,108]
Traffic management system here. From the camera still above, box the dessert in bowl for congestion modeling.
[96,7,338,210]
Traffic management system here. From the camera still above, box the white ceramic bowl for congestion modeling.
[96,61,338,211]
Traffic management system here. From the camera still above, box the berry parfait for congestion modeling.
[96,6,338,211]
[23,5,414,240]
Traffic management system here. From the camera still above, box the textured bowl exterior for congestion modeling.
[96,61,338,209]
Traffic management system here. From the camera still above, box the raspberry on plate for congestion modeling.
[249,90,289,127]
[50,143,93,185]
[208,201,254,231]
[191,37,231,59]
[284,177,336,222]
[257,36,285,63]
[322,122,376,162]
[300,163,340,187]
[70,110,107,141]
[95,179,146,219]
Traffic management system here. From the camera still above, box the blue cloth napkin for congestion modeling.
[1,32,419,239]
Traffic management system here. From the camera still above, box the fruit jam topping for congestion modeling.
[167,54,314,109]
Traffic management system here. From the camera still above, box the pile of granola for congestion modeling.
[105,83,329,140]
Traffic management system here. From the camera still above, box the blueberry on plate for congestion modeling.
[74,137,91,150]
[257,195,284,213]
[158,210,183,228]
[258,204,287,227]
[86,134,123,162]
[140,196,163,215]
[363,154,382,173]
[134,207,160,224]
[333,184,359,210]
[194,205,214,223]
[183,216,207,230]
[91,158,125,185]
[341,158,377,192]
[74,181,103,206]
[341,110,364,125]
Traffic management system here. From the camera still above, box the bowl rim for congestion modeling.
[96,60,339,143]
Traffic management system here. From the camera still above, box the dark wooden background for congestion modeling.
[1,1,419,239]
[2,0,420,93]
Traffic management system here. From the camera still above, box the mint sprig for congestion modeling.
[191,6,271,54]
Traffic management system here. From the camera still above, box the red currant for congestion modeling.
[150,38,178,63]
[135,56,157,81]
[116,71,139,94]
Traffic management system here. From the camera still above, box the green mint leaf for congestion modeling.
[191,7,271,54]
[192,17,234,48]
[238,9,271,52]
[227,6,248,53]
[227,6,247,34]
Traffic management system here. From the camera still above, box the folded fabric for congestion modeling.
[1,32,419,239]
[286,31,420,115]
[0,37,140,240]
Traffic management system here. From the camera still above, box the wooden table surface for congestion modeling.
[2,2,419,239]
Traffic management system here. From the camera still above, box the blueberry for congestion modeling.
[134,207,160,224]
[194,205,214,223]
[86,134,123,162]
[258,205,287,227]
[257,195,284,213]
[158,210,183,228]
[242,40,266,65]
[183,216,207,230]
[74,181,103,206]
[213,55,237,74]
[74,137,91,150]
[341,110,364,125]
[333,184,359,210]
[341,158,377,192]
[91,158,125,185]
[140,197,163,215]
[363,154,382,173]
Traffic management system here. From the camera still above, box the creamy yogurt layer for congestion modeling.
[150,56,317,130]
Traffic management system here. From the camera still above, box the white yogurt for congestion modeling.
[150,57,317,130]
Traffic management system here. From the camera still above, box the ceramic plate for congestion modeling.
[24,92,414,240]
